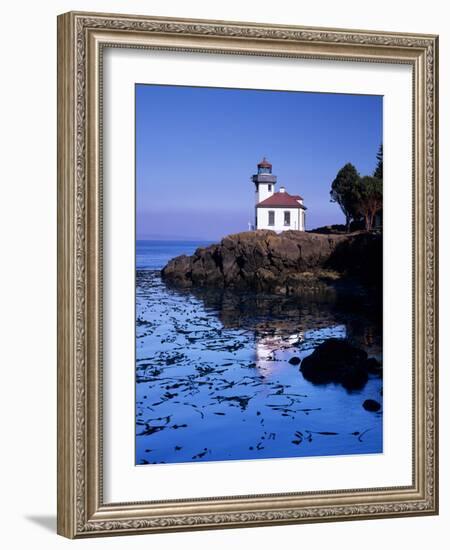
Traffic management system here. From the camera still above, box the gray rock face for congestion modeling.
[161,230,381,295]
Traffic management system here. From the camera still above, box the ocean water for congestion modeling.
[135,240,383,465]
[136,240,212,270]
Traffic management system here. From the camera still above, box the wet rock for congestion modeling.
[161,230,381,295]
[300,338,372,391]
[159,254,194,288]
[365,357,382,375]
[288,356,301,365]
[284,271,338,296]
[362,399,381,412]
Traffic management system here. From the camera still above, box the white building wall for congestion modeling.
[256,207,305,232]
[256,183,275,204]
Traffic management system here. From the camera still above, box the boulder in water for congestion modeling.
[300,338,377,391]
[362,399,382,412]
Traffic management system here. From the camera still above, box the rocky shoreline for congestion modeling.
[161,230,382,297]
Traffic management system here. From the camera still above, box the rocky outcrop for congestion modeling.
[299,338,382,391]
[161,230,381,296]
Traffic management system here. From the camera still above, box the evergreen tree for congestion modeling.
[373,144,383,180]
[330,163,361,231]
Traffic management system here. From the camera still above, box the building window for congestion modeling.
[268,184,272,192]
[268,211,275,226]
[284,211,291,226]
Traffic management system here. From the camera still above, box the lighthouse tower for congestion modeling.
[251,157,307,232]
[252,157,277,204]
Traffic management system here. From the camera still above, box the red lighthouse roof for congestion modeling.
[257,157,272,169]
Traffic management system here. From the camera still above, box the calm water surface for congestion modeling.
[135,240,383,465]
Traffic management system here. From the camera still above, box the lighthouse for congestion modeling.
[251,158,307,232]
[252,157,277,204]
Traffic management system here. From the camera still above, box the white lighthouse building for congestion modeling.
[252,158,306,232]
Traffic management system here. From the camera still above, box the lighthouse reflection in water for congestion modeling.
[135,241,382,466]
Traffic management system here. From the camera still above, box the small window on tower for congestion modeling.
[268,211,275,226]
[284,211,291,226]
[268,184,272,192]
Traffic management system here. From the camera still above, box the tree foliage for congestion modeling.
[330,146,383,232]
[356,176,383,230]
[330,163,361,231]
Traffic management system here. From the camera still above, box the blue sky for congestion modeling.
[136,84,382,241]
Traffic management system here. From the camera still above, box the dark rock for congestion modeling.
[288,356,301,365]
[160,254,193,287]
[365,357,382,375]
[161,230,382,296]
[300,338,370,391]
[326,231,382,287]
[362,399,381,412]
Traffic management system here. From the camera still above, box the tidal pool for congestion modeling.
[136,270,382,465]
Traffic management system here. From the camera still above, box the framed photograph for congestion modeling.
[57,11,439,538]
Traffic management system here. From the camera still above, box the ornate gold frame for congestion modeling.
[57,11,439,538]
